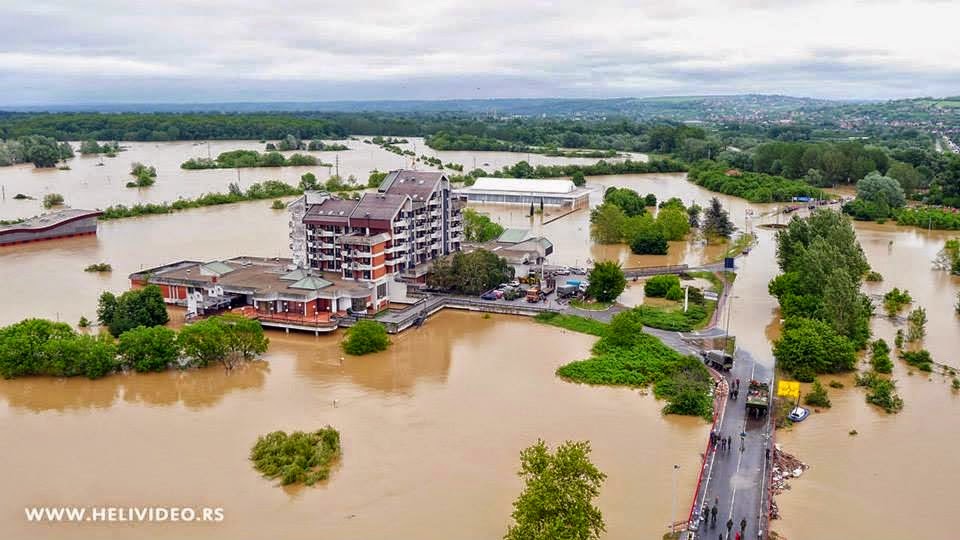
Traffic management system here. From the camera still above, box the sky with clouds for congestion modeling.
[1,0,958,105]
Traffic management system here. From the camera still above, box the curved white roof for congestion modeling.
[470,177,575,194]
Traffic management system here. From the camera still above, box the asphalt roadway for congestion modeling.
[687,346,774,540]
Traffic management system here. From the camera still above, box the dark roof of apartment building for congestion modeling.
[351,192,408,222]
[379,170,445,201]
[303,198,360,224]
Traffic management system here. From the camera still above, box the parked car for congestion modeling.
[480,290,498,300]
[787,407,810,422]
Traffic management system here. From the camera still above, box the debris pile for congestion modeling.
[769,444,809,520]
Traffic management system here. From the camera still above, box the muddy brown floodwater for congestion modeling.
[0,312,708,540]
[1,166,958,539]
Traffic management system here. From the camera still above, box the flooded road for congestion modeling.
[1,163,959,539]
[0,312,707,540]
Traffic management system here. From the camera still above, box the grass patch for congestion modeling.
[555,310,714,420]
[687,270,723,292]
[634,301,714,331]
[534,312,607,337]
[570,299,612,311]
[250,427,341,486]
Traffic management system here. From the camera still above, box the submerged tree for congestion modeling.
[505,440,606,540]
[586,261,626,303]
[702,197,734,238]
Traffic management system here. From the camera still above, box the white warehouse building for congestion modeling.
[454,177,591,209]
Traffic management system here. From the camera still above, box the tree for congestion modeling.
[220,314,269,361]
[368,170,388,188]
[43,193,65,208]
[773,317,857,380]
[656,207,690,241]
[907,307,927,342]
[0,319,116,379]
[570,170,586,187]
[629,217,668,255]
[462,208,505,242]
[687,203,702,228]
[21,135,61,167]
[299,172,320,190]
[803,168,826,187]
[856,171,906,214]
[870,339,893,374]
[97,285,169,337]
[427,250,513,295]
[118,326,181,372]
[505,440,606,540]
[586,261,626,303]
[177,317,229,367]
[341,320,389,355]
[644,193,657,207]
[589,203,627,244]
[887,161,923,194]
[702,197,734,238]
[603,187,645,217]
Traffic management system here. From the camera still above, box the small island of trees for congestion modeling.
[250,427,342,486]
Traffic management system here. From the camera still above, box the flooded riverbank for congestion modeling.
[1,165,958,539]
[0,138,639,221]
[0,312,707,539]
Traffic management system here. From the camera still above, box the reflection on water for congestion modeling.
[0,312,707,540]
[0,361,269,412]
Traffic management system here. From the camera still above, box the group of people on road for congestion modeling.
[710,431,733,454]
[728,378,741,400]
[699,499,749,540]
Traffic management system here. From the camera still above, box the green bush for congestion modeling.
[634,305,709,332]
[665,284,683,301]
[856,372,904,413]
[0,319,116,379]
[118,326,181,373]
[43,193,64,208]
[250,427,341,486]
[882,287,912,317]
[644,275,680,298]
[870,339,893,374]
[865,271,883,282]
[342,320,389,355]
[804,380,832,408]
[900,349,934,372]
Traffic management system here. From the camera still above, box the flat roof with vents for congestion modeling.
[454,178,591,208]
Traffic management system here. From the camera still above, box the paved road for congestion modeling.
[687,346,773,540]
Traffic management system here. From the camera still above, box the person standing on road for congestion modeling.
[726,518,733,537]
[740,517,747,535]
[711,504,718,527]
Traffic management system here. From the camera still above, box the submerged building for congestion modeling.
[289,169,464,308]
[0,209,102,246]
[454,177,590,209]
[132,170,466,329]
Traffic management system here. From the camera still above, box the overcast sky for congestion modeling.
[2,0,958,106]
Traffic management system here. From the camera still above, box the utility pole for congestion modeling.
[335,154,340,178]
[670,464,679,533]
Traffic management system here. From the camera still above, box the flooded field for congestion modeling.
[1,161,959,539]
[0,138,639,220]
[0,312,707,540]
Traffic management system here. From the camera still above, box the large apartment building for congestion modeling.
[288,169,463,309]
